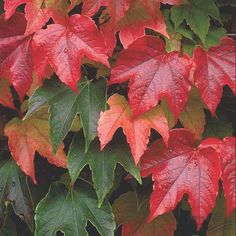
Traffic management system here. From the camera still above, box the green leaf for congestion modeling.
[0,159,34,231]
[171,0,221,43]
[205,27,227,48]
[35,182,115,236]
[25,78,106,153]
[207,191,235,236]
[179,88,206,139]
[0,216,17,236]
[68,133,141,206]
[203,117,233,139]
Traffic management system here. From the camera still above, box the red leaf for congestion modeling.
[0,13,34,100]
[97,94,169,164]
[141,129,221,229]
[109,36,192,119]
[200,137,236,217]
[33,14,109,92]
[193,37,236,115]
[4,108,67,184]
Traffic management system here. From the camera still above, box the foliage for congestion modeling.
[0,0,235,235]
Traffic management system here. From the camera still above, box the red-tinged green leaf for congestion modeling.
[35,181,115,236]
[0,79,14,109]
[0,13,34,101]
[98,94,169,164]
[4,107,67,184]
[33,14,109,92]
[141,129,221,229]
[193,37,236,115]
[113,192,176,236]
[109,36,192,119]
[179,87,206,139]
[207,190,235,236]
[200,137,236,217]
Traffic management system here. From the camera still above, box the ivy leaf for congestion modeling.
[200,137,236,217]
[171,0,220,43]
[0,159,34,230]
[0,12,34,100]
[35,181,115,236]
[68,133,141,206]
[33,14,109,92]
[113,192,176,236]
[109,36,192,119]
[98,94,169,164]
[207,190,235,236]
[25,78,106,153]
[3,0,79,34]
[193,37,236,115]
[0,79,14,109]
[205,27,227,48]
[141,129,221,229]
[4,107,67,184]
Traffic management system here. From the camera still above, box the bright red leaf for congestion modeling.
[200,137,236,217]
[141,129,221,229]
[0,12,34,101]
[109,36,192,119]
[193,37,236,115]
[4,108,67,184]
[98,94,169,164]
[33,14,109,92]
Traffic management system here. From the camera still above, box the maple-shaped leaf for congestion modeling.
[0,12,34,100]
[98,94,169,164]
[33,14,109,92]
[193,37,236,115]
[207,190,235,236]
[0,79,14,109]
[200,136,236,217]
[0,159,34,230]
[4,0,79,34]
[68,133,141,206]
[4,107,67,184]
[35,181,115,236]
[171,0,221,43]
[140,129,221,229]
[109,36,192,119]
[25,78,106,153]
[113,192,176,236]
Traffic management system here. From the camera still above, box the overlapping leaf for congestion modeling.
[141,129,221,229]
[193,37,236,114]
[25,78,106,152]
[0,12,34,100]
[68,133,141,206]
[109,36,192,119]
[4,107,67,184]
[33,14,109,92]
[0,159,34,230]
[113,192,176,236]
[98,94,169,164]
[0,79,14,109]
[35,182,115,236]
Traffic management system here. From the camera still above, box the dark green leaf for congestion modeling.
[25,78,106,152]
[35,182,115,236]
[0,159,34,231]
[205,27,227,48]
[68,133,141,206]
